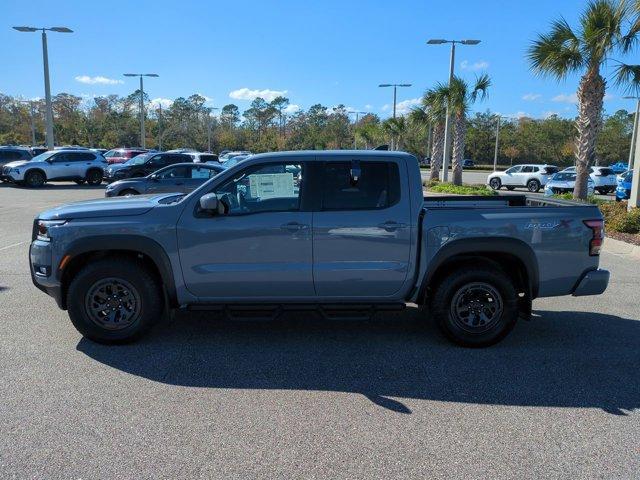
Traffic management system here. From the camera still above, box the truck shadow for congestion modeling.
[77,308,640,416]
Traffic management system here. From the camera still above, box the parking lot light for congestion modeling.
[123,73,159,148]
[427,38,481,181]
[13,26,73,150]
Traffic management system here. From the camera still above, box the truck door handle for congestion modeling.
[281,222,308,232]
[378,221,407,232]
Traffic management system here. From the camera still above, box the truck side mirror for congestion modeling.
[199,193,219,213]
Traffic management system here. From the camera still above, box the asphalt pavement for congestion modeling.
[0,181,638,479]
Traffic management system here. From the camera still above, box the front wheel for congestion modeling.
[24,170,45,188]
[527,179,540,193]
[430,266,519,347]
[67,258,163,344]
[489,178,501,190]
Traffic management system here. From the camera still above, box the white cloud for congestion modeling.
[522,93,542,101]
[364,104,372,110]
[460,60,489,71]
[196,93,213,102]
[229,88,288,102]
[543,110,560,118]
[75,75,124,85]
[382,98,421,116]
[283,104,300,114]
[552,93,578,104]
[149,97,173,108]
[553,92,614,105]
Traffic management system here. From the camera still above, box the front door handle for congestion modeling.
[281,222,308,232]
[377,221,407,232]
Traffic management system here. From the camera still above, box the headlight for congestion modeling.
[36,220,67,242]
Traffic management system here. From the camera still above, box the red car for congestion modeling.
[103,148,148,165]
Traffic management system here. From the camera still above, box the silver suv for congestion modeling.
[1,149,107,187]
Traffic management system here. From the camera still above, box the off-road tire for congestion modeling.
[67,258,163,344]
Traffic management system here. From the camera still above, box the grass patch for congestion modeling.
[425,181,497,196]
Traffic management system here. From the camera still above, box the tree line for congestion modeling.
[0,90,633,169]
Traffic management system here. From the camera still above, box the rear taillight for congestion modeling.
[583,219,604,256]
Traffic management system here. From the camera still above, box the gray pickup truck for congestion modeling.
[29,150,609,347]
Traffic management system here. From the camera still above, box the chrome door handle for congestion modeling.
[281,222,308,232]
[377,221,407,232]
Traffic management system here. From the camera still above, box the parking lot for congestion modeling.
[1,182,639,478]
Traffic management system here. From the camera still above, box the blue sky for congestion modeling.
[1,0,637,119]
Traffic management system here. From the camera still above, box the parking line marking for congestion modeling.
[0,241,29,251]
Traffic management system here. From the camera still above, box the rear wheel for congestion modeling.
[430,265,519,347]
[489,178,501,190]
[25,170,45,188]
[67,258,163,344]
[86,169,103,185]
[527,179,540,192]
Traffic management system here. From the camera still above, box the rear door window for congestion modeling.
[521,166,533,173]
[321,161,400,211]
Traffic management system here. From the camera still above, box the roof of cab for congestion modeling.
[248,150,416,161]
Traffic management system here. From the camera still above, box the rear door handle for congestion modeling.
[377,221,407,232]
[281,222,308,232]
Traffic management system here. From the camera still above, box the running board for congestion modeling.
[184,302,406,321]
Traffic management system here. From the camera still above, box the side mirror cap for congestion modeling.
[199,193,219,212]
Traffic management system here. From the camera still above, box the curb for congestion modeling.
[603,236,640,260]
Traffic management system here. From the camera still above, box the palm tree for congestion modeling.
[528,0,640,199]
[408,106,432,164]
[432,75,491,185]
[382,117,408,151]
[422,86,448,180]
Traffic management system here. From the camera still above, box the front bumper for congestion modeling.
[29,240,65,309]
[572,269,610,296]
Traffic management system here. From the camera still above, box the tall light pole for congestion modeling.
[18,100,37,145]
[624,96,640,170]
[493,115,509,171]
[13,26,73,150]
[349,111,367,149]
[123,73,159,148]
[207,107,220,152]
[427,38,481,181]
[378,83,412,118]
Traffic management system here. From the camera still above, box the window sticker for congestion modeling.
[192,168,211,179]
[248,172,295,199]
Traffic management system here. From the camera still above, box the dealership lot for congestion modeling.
[1,182,639,478]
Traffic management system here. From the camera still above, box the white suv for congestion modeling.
[487,164,559,192]
[561,166,617,194]
[1,149,106,188]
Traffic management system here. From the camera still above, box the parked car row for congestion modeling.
[1,145,247,195]
[487,162,621,196]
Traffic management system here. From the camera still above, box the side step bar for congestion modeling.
[184,302,406,321]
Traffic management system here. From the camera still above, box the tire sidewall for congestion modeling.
[25,170,45,188]
[527,179,540,192]
[489,178,501,190]
[67,259,162,343]
[432,268,519,347]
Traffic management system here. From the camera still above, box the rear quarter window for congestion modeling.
[321,161,400,211]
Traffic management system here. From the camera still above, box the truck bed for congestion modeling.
[423,194,595,209]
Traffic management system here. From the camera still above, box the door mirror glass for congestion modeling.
[199,193,219,213]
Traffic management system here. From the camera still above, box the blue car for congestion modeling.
[610,162,629,174]
[615,170,633,201]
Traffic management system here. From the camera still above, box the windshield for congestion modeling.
[103,149,122,158]
[553,172,576,181]
[30,151,57,162]
[123,153,152,166]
